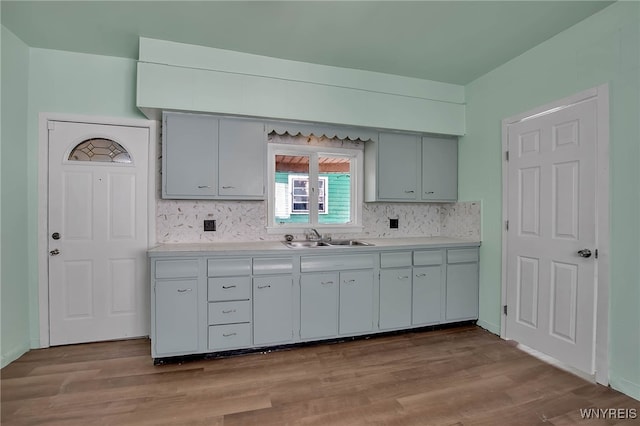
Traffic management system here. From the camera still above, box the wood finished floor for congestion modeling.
[2,325,639,425]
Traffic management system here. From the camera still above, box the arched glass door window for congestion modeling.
[68,138,132,164]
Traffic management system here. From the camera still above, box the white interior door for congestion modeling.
[505,98,598,375]
[48,121,149,345]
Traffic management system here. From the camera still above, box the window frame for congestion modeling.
[267,143,364,233]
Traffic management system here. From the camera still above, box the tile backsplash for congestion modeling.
[155,200,480,243]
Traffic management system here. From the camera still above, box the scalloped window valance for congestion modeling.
[266,121,377,142]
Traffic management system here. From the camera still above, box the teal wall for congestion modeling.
[1,26,31,367]
[459,2,640,399]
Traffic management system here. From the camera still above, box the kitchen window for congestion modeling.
[267,143,363,233]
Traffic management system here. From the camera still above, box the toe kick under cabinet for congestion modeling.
[149,242,479,360]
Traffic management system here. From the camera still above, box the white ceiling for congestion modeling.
[1,1,614,85]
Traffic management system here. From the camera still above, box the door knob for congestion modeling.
[52,232,61,240]
[50,249,60,256]
[577,249,592,258]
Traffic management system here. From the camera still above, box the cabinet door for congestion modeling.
[422,136,458,201]
[339,270,374,335]
[155,280,199,355]
[300,273,339,339]
[412,265,442,325]
[253,276,293,345]
[218,119,265,198]
[445,262,479,321]
[379,268,412,329]
[377,133,420,200]
[163,112,218,198]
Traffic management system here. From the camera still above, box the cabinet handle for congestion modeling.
[398,276,410,280]
[222,309,237,314]
[321,281,334,285]
[222,285,237,289]
[257,284,271,289]
[343,279,356,284]
[425,191,435,195]
[404,190,415,193]
[223,332,237,337]
[222,185,235,189]
[177,288,192,293]
[197,185,211,189]
[415,273,427,278]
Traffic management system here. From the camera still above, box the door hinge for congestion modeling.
[595,249,598,259]
[505,151,509,161]
[503,305,508,316]
[48,121,55,131]
[505,220,509,231]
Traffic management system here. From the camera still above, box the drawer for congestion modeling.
[413,250,444,266]
[253,257,294,275]
[447,248,479,264]
[208,300,251,325]
[207,258,251,277]
[301,254,375,272]
[208,323,252,350]
[380,251,412,268]
[155,259,199,279]
[208,276,251,301]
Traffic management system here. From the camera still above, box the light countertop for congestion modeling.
[148,236,480,256]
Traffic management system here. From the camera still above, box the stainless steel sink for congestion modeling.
[282,241,331,248]
[282,240,373,248]
[326,240,374,246]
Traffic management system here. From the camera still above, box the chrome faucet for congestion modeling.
[307,228,322,241]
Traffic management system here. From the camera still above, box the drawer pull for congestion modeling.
[221,185,235,189]
[197,185,211,189]
[223,332,237,338]
[222,285,237,289]
[177,288,192,293]
[398,276,410,280]
[404,190,415,193]
[321,281,334,285]
[343,279,356,284]
[415,273,427,278]
[257,284,271,289]
[222,309,237,314]
[425,191,435,194]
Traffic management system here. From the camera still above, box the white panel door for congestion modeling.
[506,99,597,375]
[48,121,149,345]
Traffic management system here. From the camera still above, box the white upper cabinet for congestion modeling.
[163,112,219,198]
[421,136,458,201]
[162,112,265,200]
[365,132,458,202]
[218,118,265,198]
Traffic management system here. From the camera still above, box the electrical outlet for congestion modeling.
[204,220,216,231]
[389,218,399,229]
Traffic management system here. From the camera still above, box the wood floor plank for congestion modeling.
[2,325,639,425]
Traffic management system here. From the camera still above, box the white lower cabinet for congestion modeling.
[155,280,199,355]
[253,276,294,345]
[412,265,442,325]
[300,272,339,339]
[379,268,412,329]
[149,244,479,360]
[339,270,375,335]
[445,249,479,321]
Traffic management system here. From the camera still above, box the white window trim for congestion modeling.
[267,143,364,234]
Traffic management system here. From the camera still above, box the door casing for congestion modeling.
[500,85,610,385]
[38,113,158,348]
